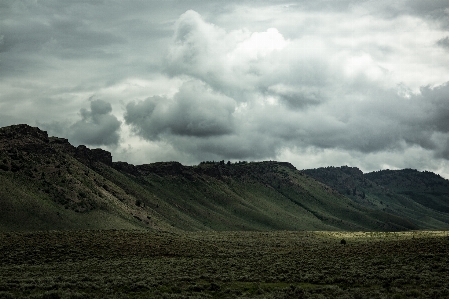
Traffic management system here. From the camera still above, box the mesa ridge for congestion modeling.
[1,124,449,231]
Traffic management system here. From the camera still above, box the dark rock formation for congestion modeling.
[49,137,75,155]
[0,124,113,167]
[75,145,112,167]
[113,161,140,176]
[0,124,49,143]
[136,162,185,176]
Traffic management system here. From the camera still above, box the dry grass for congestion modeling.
[0,230,448,298]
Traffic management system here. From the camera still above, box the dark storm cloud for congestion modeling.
[417,84,449,132]
[69,100,121,146]
[36,99,121,147]
[0,0,174,83]
[1,2,114,52]
[410,84,449,159]
[125,80,236,139]
[271,90,323,109]
[278,83,449,159]
[437,37,449,49]
[405,0,449,28]
[167,132,283,162]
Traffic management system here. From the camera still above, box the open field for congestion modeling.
[1,230,448,298]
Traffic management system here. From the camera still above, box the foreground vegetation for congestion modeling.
[1,230,448,298]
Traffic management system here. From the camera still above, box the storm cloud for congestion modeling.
[39,99,121,147]
[437,37,449,49]
[125,80,236,138]
[1,1,449,177]
[69,99,121,146]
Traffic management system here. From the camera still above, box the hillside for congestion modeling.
[303,166,449,229]
[0,124,432,231]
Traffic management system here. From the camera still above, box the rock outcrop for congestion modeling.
[0,124,113,167]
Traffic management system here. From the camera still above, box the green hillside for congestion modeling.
[303,166,449,229]
[0,124,430,231]
[104,161,417,231]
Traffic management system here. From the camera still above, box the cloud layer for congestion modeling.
[128,8,449,165]
[1,1,449,177]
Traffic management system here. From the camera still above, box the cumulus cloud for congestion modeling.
[165,10,291,95]
[120,7,449,169]
[69,99,121,146]
[37,99,121,147]
[125,80,236,139]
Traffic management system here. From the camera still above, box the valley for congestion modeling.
[0,230,448,298]
[1,124,449,298]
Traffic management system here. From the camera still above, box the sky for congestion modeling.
[2,1,449,177]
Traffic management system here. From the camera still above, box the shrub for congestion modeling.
[0,292,14,299]
[41,291,61,299]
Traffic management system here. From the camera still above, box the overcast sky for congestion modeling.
[2,1,449,177]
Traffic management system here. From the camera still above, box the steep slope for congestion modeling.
[303,166,449,229]
[0,124,417,231]
[105,161,416,231]
[0,125,172,231]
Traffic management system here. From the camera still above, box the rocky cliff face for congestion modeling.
[0,125,116,214]
[75,145,112,167]
[0,124,51,156]
[0,124,50,142]
[0,124,113,168]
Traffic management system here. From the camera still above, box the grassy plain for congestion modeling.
[0,230,448,298]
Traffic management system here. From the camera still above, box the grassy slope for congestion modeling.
[94,161,416,231]
[0,152,419,232]
[303,167,449,229]
[0,174,141,231]
[0,124,426,231]
[366,169,449,212]
[94,162,324,231]
[0,130,151,231]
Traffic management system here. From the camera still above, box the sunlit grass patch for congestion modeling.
[313,230,449,242]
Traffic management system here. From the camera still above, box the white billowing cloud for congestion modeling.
[126,8,449,177]
[342,53,387,83]
[230,28,288,61]
[166,10,290,95]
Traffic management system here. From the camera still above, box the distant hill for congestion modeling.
[303,166,449,229]
[0,124,444,231]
